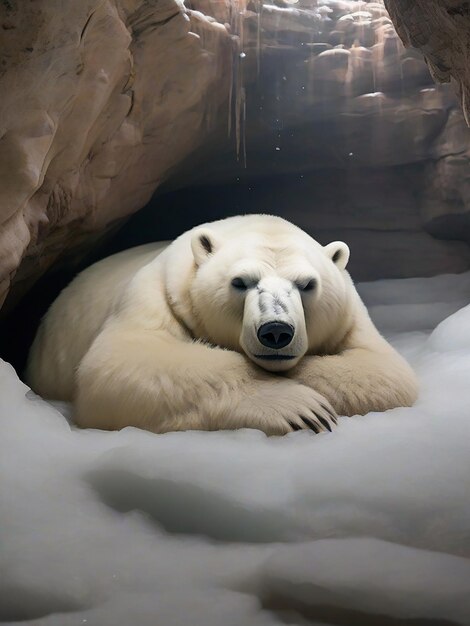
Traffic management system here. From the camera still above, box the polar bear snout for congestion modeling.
[239,278,309,372]
[257,322,294,349]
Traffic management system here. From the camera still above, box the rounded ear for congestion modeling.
[191,228,221,266]
[324,241,350,270]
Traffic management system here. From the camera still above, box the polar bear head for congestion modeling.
[186,216,352,372]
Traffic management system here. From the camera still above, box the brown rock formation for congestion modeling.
[0,0,232,309]
[384,0,470,125]
[384,0,470,249]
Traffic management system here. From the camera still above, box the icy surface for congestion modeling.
[1,272,470,625]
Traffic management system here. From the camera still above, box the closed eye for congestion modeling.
[296,278,317,292]
[231,276,248,290]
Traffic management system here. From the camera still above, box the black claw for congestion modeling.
[321,403,338,423]
[300,416,319,433]
[287,420,302,431]
[315,414,332,432]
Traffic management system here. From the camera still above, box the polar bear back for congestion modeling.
[27,243,169,400]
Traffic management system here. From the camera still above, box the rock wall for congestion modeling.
[384,0,470,252]
[0,0,232,309]
[122,165,470,282]
[384,0,470,125]
[1,0,470,311]
[158,0,470,279]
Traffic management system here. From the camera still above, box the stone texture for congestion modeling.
[0,0,232,309]
[384,0,470,245]
[166,1,468,194]
[384,0,470,125]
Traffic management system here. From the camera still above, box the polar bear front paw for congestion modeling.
[239,379,338,436]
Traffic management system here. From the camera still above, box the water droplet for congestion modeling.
[239,52,246,59]
[275,147,281,151]
[349,152,354,156]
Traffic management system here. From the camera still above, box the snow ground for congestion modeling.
[1,272,470,626]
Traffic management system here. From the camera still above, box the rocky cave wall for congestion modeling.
[0,0,234,310]
[385,0,470,126]
[1,0,470,313]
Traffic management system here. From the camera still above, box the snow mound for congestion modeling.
[1,271,470,625]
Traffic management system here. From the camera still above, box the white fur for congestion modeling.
[26,215,418,435]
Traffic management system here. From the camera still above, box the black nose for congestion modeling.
[257,322,294,350]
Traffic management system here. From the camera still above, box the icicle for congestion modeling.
[256,0,262,77]
[230,0,249,167]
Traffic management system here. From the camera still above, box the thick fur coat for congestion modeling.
[27,215,418,435]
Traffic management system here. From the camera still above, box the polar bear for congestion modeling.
[26,214,418,435]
